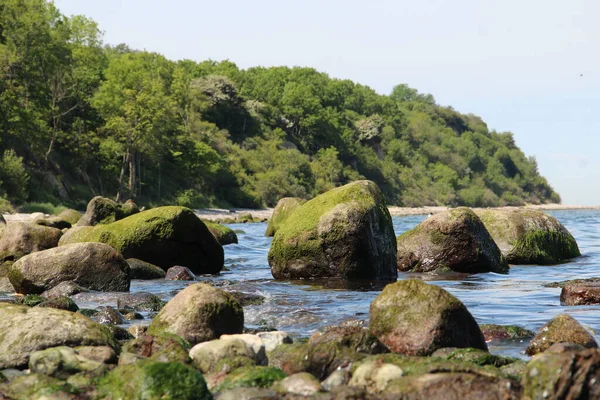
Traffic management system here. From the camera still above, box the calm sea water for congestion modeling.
[74,209,600,359]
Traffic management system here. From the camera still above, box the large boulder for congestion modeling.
[268,180,397,280]
[475,208,580,264]
[76,196,139,226]
[96,360,212,400]
[0,222,62,263]
[59,206,224,274]
[148,283,243,345]
[522,348,600,400]
[369,279,488,355]
[203,220,238,245]
[265,197,306,237]
[525,313,598,356]
[8,242,130,294]
[396,207,508,274]
[0,303,117,369]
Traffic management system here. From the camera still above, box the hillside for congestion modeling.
[0,1,560,210]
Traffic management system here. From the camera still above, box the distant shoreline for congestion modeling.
[192,203,600,222]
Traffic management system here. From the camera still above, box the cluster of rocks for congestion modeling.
[0,181,595,399]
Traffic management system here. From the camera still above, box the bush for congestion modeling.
[0,150,29,203]
[0,197,15,214]
[20,202,67,215]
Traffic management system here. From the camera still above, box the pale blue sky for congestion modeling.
[54,0,600,205]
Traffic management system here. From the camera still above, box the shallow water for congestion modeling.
[52,210,600,359]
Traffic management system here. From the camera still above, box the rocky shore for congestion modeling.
[0,185,598,399]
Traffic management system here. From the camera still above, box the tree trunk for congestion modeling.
[128,150,136,200]
[116,152,129,202]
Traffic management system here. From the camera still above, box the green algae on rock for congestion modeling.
[268,180,397,280]
[479,324,535,342]
[0,303,118,369]
[475,208,580,264]
[213,365,286,393]
[148,283,243,345]
[59,206,224,274]
[396,207,508,274]
[265,197,306,237]
[9,242,130,294]
[369,279,488,356]
[203,220,238,245]
[76,196,139,227]
[97,360,212,400]
[525,313,598,356]
[122,333,192,365]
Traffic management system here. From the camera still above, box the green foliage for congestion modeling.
[20,202,68,215]
[0,1,561,209]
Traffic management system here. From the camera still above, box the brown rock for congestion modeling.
[165,265,196,281]
[525,314,598,356]
[560,278,600,305]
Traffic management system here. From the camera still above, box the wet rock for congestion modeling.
[74,346,117,364]
[560,278,600,305]
[148,283,243,345]
[545,342,587,353]
[257,331,293,352]
[9,242,130,294]
[268,180,397,280]
[525,314,598,355]
[76,196,139,226]
[189,338,257,374]
[272,372,322,396]
[476,208,580,264]
[115,292,165,311]
[213,366,286,393]
[369,279,487,356]
[397,207,508,274]
[61,206,224,274]
[522,348,600,400]
[165,265,196,281]
[40,281,88,299]
[37,296,79,312]
[383,372,522,400]
[0,222,62,263]
[93,306,125,325]
[0,303,117,369]
[29,346,107,380]
[123,334,191,364]
[126,258,166,279]
[268,341,364,380]
[228,290,265,306]
[309,324,389,354]
[479,324,535,342]
[96,359,212,400]
[204,221,238,245]
[265,197,306,237]
[430,347,517,368]
[124,311,143,320]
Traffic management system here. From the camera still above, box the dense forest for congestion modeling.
[0,0,560,211]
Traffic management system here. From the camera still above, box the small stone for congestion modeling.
[272,372,322,396]
[257,331,293,352]
[93,306,125,325]
[165,265,196,281]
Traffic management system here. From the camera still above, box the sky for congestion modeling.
[54,0,600,205]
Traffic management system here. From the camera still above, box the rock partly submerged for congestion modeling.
[476,208,580,265]
[268,180,397,281]
[369,279,488,356]
[396,207,508,274]
[203,220,238,245]
[525,313,598,356]
[59,206,224,275]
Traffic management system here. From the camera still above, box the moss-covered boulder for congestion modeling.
[0,303,117,369]
[148,283,243,345]
[76,196,139,226]
[522,348,600,400]
[308,323,389,354]
[1,373,79,400]
[0,222,62,263]
[268,180,397,280]
[57,209,82,225]
[383,372,522,399]
[369,279,487,356]
[396,207,508,274]
[37,296,79,312]
[126,258,166,279]
[96,360,212,400]
[525,313,598,356]
[29,346,107,380]
[213,366,286,393]
[265,197,306,237]
[479,324,535,342]
[8,242,130,294]
[204,221,238,245]
[122,334,191,364]
[559,278,600,305]
[60,206,224,274]
[475,208,580,264]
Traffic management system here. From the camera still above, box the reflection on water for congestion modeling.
[9,209,600,360]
